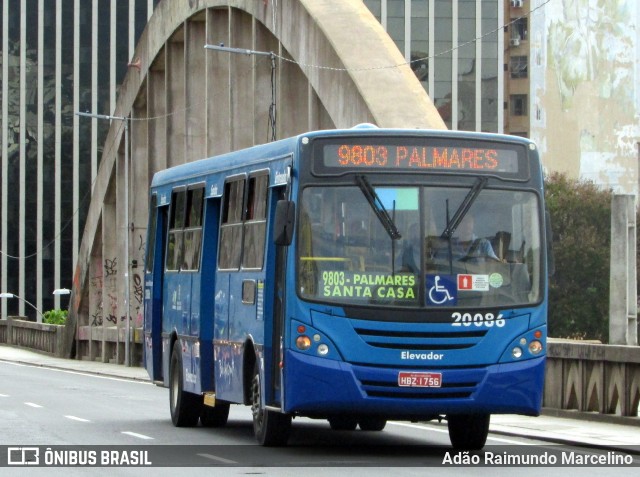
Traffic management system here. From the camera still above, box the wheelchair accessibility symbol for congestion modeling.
[427,275,457,306]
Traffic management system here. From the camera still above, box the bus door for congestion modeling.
[143,194,166,382]
[266,186,288,407]
[214,176,246,403]
[162,187,198,391]
[215,173,273,404]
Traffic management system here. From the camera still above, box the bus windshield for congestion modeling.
[298,183,541,309]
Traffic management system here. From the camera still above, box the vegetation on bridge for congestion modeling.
[545,172,614,341]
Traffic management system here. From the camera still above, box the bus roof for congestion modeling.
[150,126,536,192]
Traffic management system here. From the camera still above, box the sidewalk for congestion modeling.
[1,344,639,451]
[0,344,149,382]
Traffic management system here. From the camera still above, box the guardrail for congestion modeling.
[545,338,640,418]
[0,318,143,363]
[1,320,638,419]
[0,316,66,358]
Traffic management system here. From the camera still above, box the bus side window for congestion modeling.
[182,187,204,271]
[166,189,186,271]
[219,178,245,270]
[242,174,269,269]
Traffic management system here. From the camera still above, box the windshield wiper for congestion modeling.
[441,177,488,239]
[356,175,402,240]
[441,177,488,274]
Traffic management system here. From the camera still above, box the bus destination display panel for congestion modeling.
[315,138,527,179]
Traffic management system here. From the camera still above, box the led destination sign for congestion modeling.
[320,142,522,175]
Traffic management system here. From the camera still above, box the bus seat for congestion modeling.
[491,231,511,261]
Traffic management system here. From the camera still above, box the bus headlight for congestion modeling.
[317,344,329,356]
[511,347,523,359]
[528,340,543,355]
[296,335,312,351]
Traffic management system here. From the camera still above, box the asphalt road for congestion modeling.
[0,359,638,476]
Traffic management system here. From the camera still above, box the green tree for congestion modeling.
[545,172,611,341]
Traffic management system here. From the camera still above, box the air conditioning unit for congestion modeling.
[511,0,523,7]
[510,37,521,47]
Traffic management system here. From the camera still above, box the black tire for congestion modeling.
[447,414,490,450]
[358,418,387,431]
[169,341,202,427]
[328,417,358,431]
[250,362,291,446]
[200,402,230,427]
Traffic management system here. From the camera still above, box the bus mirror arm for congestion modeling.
[274,200,296,246]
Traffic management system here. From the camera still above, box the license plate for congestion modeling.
[398,372,442,388]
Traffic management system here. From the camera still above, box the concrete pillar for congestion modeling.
[254,19,279,143]
[230,9,254,150]
[102,185,117,362]
[167,31,185,168]
[132,102,149,344]
[609,194,638,345]
[206,7,231,157]
[148,66,167,175]
[185,18,207,162]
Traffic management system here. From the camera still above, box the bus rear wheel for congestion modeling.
[250,362,291,446]
[447,414,490,450]
[169,341,201,427]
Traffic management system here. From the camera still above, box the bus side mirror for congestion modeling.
[274,200,295,246]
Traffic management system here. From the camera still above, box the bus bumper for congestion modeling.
[283,350,544,418]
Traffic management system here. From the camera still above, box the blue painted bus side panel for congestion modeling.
[198,198,221,393]
[213,273,242,402]
[161,272,191,387]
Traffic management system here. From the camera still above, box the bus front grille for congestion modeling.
[353,327,488,350]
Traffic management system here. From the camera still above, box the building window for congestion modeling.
[510,94,528,116]
[511,17,528,42]
[510,56,528,79]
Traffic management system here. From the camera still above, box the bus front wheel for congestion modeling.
[447,414,490,450]
[250,362,291,446]
[169,341,202,427]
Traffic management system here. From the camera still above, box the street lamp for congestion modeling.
[76,111,132,366]
[53,288,71,310]
[0,292,45,322]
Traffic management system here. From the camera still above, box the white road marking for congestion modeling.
[197,453,239,465]
[24,402,43,408]
[0,393,9,397]
[65,415,91,422]
[121,431,154,440]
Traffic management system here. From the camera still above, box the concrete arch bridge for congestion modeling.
[64,0,445,362]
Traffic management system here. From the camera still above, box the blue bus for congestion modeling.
[143,125,550,449]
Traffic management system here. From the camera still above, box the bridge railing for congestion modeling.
[0,317,66,358]
[1,319,639,419]
[0,318,144,365]
[545,339,640,418]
